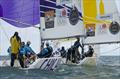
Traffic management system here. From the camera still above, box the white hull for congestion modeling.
[61,57,97,66]
[0,57,62,70]
[0,57,96,69]
[26,57,61,70]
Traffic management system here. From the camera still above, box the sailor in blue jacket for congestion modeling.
[37,42,53,58]
[25,41,35,57]
[25,41,36,62]
[18,42,26,68]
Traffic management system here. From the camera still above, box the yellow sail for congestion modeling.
[82,0,97,26]
[99,0,105,15]
[82,0,109,26]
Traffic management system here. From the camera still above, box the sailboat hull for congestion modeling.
[0,57,62,70]
[61,57,97,66]
[26,57,61,70]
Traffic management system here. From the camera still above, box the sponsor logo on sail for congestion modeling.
[45,10,55,29]
[98,23,108,35]
[109,21,120,35]
[69,6,79,25]
[56,8,67,26]
[86,24,95,36]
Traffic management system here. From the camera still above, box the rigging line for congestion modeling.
[0,19,9,41]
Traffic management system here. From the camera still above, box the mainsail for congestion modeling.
[82,0,120,44]
[40,0,120,44]
[40,0,85,40]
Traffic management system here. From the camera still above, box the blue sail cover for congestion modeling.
[0,0,40,28]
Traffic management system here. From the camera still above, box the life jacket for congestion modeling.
[46,46,53,57]
[19,47,26,55]
[10,36,21,54]
[47,46,53,53]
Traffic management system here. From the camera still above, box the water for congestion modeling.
[98,56,120,66]
[0,56,120,79]
[0,65,120,79]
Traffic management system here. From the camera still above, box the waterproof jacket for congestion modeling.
[10,36,21,54]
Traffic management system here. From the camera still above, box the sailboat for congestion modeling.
[0,0,120,70]
[39,0,120,66]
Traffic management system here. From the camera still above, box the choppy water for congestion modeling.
[0,56,120,79]
[0,65,120,79]
[98,56,120,66]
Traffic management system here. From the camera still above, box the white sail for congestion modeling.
[83,0,120,44]
[40,0,85,40]
[0,19,40,55]
[40,18,84,40]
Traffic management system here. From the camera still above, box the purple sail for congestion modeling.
[0,4,3,17]
[0,0,40,28]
